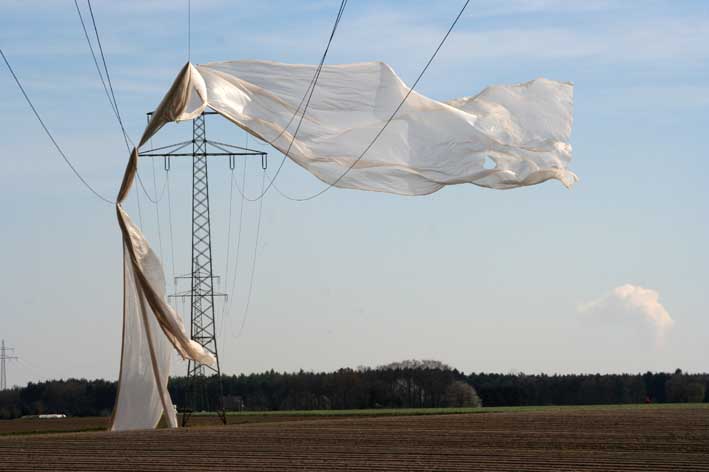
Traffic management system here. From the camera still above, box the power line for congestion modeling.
[228,0,348,202]
[268,0,347,147]
[135,179,145,228]
[203,140,255,202]
[86,0,131,148]
[234,169,267,339]
[74,0,127,150]
[166,171,177,292]
[136,168,166,204]
[151,155,165,261]
[219,155,238,335]
[188,0,191,62]
[81,0,168,221]
[218,0,348,340]
[223,152,248,336]
[79,0,164,206]
[275,0,471,201]
[0,49,114,205]
[76,0,164,210]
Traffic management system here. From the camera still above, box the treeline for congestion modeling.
[0,378,116,419]
[470,370,708,406]
[171,360,479,412]
[0,361,707,419]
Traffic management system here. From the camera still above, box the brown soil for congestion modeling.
[0,417,108,435]
[1,407,707,471]
[0,414,320,435]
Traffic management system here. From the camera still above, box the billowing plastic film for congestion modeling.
[194,60,576,193]
[111,61,575,431]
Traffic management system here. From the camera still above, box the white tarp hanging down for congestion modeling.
[111,204,215,431]
[111,61,576,431]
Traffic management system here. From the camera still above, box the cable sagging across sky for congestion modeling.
[0,48,114,205]
[274,0,472,201]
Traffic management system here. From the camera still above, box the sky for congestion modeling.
[0,0,707,388]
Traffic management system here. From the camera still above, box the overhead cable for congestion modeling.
[0,48,114,205]
[86,0,132,148]
[188,0,191,62]
[276,0,471,201]
[76,0,162,213]
[151,155,165,261]
[219,156,238,334]
[80,0,164,205]
[234,168,267,339]
[233,0,348,202]
[268,0,347,147]
[205,141,254,201]
[166,170,177,290]
[223,153,248,336]
[74,0,127,150]
[135,181,145,228]
[222,158,241,316]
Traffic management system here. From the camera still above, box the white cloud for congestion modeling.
[578,284,675,346]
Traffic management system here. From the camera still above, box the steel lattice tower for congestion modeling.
[183,114,224,425]
[188,114,221,380]
[0,340,18,391]
[142,110,266,426]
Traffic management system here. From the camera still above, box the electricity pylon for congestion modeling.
[142,111,266,426]
[0,340,18,390]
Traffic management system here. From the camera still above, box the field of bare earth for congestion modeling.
[0,404,707,471]
[0,413,330,436]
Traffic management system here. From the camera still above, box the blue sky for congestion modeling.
[1,0,707,387]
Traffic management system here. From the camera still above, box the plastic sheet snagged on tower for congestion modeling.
[111,60,576,431]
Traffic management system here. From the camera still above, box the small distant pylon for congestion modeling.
[0,340,18,390]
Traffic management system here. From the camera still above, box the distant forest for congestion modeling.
[1,360,707,419]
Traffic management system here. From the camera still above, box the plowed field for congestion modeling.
[0,414,323,436]
[1,406,707,471]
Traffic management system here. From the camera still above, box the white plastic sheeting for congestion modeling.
[111,61,575,431]
[194,60,576,193]
[111,239,175,431]
[111,64,217,432]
